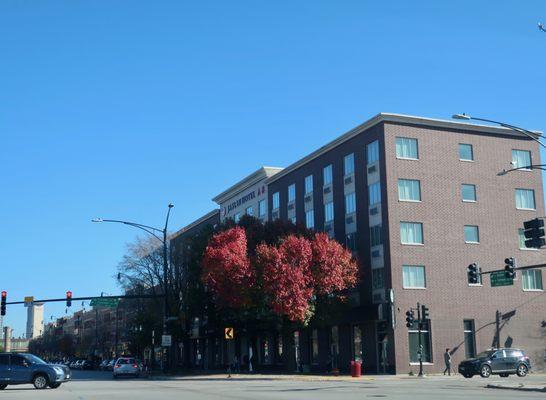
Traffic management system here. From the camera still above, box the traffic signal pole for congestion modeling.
[417,302,424,377]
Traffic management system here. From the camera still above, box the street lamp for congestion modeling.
[92,203,174,369]
[452,113,545,149]
[539,23,546,33]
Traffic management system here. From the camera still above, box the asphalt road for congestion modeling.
[1,370,544,399]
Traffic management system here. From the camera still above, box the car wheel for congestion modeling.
[0,384,7,390]
[479,364,492,378]
[49,383,61,389]
[33,374,49,389]
[499,373,509,378]
[516,364,528,377]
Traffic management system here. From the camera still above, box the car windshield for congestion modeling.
[24,354,47,365]
[476,350,495,358]
[117,358,135,365]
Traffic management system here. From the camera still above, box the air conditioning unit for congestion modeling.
[345,216,354,224]
[288,203,294,210]
[367,165,377,174]
[371,250,380,258]
[370,207,378,215]
[323,186,331,194]
[344,176,353,185]
[324,223,332,231]
[272,211,279,219]
[304,195,312,203]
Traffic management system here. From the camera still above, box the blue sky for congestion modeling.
[1,1,545,336]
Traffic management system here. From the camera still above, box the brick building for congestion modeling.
[171,113,545,374]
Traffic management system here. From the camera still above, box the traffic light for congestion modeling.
[1,291,6,316]
[467,263,480,284]
[523,218,545,249]
[66,291,72,307]
[405,309,415,328]
[421,304,430,321]
[504,258,516,279]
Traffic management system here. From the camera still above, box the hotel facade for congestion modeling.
[171,113,546,374]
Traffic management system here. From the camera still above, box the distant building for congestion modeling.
[26,303,44,339]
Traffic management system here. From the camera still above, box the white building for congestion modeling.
[26,303,44,339]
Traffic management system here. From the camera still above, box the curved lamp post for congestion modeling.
[92,203,174,369]
[539,23,546,33]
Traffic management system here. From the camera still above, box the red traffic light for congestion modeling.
[66,291,72,298]
[1,291,6,298]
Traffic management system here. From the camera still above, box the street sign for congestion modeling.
[161,334,172,347]
[24,296,34,307]
[90,298,120,308]
[224,327,234,340]
[490,271,514,287]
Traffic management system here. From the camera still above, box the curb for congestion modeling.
[486,384,546,393]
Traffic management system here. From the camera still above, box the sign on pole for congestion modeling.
[224,327,234,340]
[90,298,120,308]
[161,334,172,347]
[490,271,514,287]
[24,296,34,307]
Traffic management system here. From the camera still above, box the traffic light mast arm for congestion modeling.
[475,262,546,276]
[4,293,165,306]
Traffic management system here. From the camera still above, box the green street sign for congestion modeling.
[90,298,120,308]
[490,271,514,287]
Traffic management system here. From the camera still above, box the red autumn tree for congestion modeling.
[202,227,254,307]
[257,235,314,323]
[311,233,359,295]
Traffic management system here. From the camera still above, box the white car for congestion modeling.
[112,357,140,378]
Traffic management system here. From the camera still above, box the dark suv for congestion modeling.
[458,348,531,378]
[0,353,71,389]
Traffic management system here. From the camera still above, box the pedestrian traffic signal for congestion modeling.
[1,291,6,316]
[66,291,72,307]
[523,218,545,249]
[421,304,430,321]
[405,309,415,328]
[467,263,480,284]
[504,258,516,279]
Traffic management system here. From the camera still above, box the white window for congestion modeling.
[345,192,356,214]
[369,182,381,205]
[344,153,355,176]
[400,222,423,244]
[305,175,313,194]
[324,202,334,223]
[367,140,379,165]
[305,210,314,229]
[398,179,421,201]
[515,189,536,210]
[459,143,474,161]
[522,269,543,291]
[288,184,296,202]
[323,164,333,186]
[258,199,266,217]
[246,206,253,216]
[512,150,531,170]
[402,265,426,289]
[461,184,477,202]
[272,192,280,210]
[464,225,479,243]
[234,213,241,223]
[396,137,418,159]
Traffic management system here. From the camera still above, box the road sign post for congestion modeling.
[490,271,514,287]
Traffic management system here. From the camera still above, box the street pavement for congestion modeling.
[1,370,544,399]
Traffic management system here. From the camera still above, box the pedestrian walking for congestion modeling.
[443,348,452,376]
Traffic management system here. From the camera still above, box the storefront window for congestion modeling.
[408,320,432,363]
[353,325,363,361]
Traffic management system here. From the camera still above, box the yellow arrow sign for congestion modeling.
[224,327,234,340]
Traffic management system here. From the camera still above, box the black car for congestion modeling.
[458,348,531,378]
[0,353,71,389]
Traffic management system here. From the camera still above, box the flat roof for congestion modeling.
[170,209,220,241]
[267,112,541,184]
[212,166,283,204]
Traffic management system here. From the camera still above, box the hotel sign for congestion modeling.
[222,185,267,217]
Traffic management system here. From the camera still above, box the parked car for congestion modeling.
[113,357,140,378]
[106,359,116,371]
[99,360,110,371]
[81,360,94,370]
[458,348,531,378]
[0,353,71,390]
